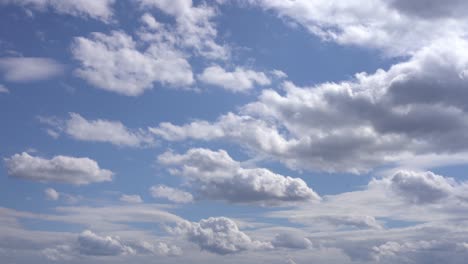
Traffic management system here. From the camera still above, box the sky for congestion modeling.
[1,0,468,263]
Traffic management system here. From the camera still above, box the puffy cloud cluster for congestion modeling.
[153,38,468,173]
[158,148,320,204]
[72,31,194,96]
[0,0,115,22]
[4,152,113,185]
[198,65,271,92]
[70,0,231,96]
[174,217,272,255]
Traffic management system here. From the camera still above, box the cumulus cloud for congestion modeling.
[72,31,194,96]
[119,194,143,204]
[1,0,115,22]
[173,217,272,254]
[44,188,60,201]
[198,65,271,92]
[77,230,181,257]
[77,230,135,256]
[374,170,456,204]
[150,185,193,204]
[153,38,468,173]
[4,152,113,185]
[0,57,63,82]
[40,113,155,147]
[271,233,312,249]
[136,0,228,59]
[158,148,320,204]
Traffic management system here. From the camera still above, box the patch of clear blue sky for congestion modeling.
[0,1,404,225]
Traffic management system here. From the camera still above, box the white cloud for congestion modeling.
[198,65,271,92]
[374,170,457,204]
[271,233,312,249]
[119,194,143,204]
[173,217,272,254]
[77,230,135,256]
[158,148,320,204]
[1,0,115,22]
[0,57,63,82]
[4,152,113,185]
[136,0,228,59]
[0,84,9,93]
[72,31,194,96]
[153,38,468,173]
[243,0,468,56]
[129,240,182,256]
[44,188,59,201]
[40,113,155,147]
[150,185,193,204]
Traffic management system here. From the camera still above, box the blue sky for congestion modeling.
[2,1,468,263]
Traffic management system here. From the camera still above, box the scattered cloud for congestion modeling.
[150,185,193,204]
[4,152,113,185]
[72,31,194,96]
[44,188,60,201]
[198,65,271,92]
[0,57,63,82]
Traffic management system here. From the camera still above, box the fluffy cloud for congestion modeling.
[242,0,468,56]
[150,185,193,204]
[44,188,60,201]
[271,233,312,249]
[153,38,468,173]
[0,57,63,82]
[77,230,135,256]
[40,113,155,147]
[72,31,194,96]
[4,152,113,185]
[174,217,272,254]
[1,0,115,22]
[198,65,271,92]
[76,230,181,257]
[136,0,228,59]
[158,148,320,204]
[372,170,458,204]
[119,194,143,204]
